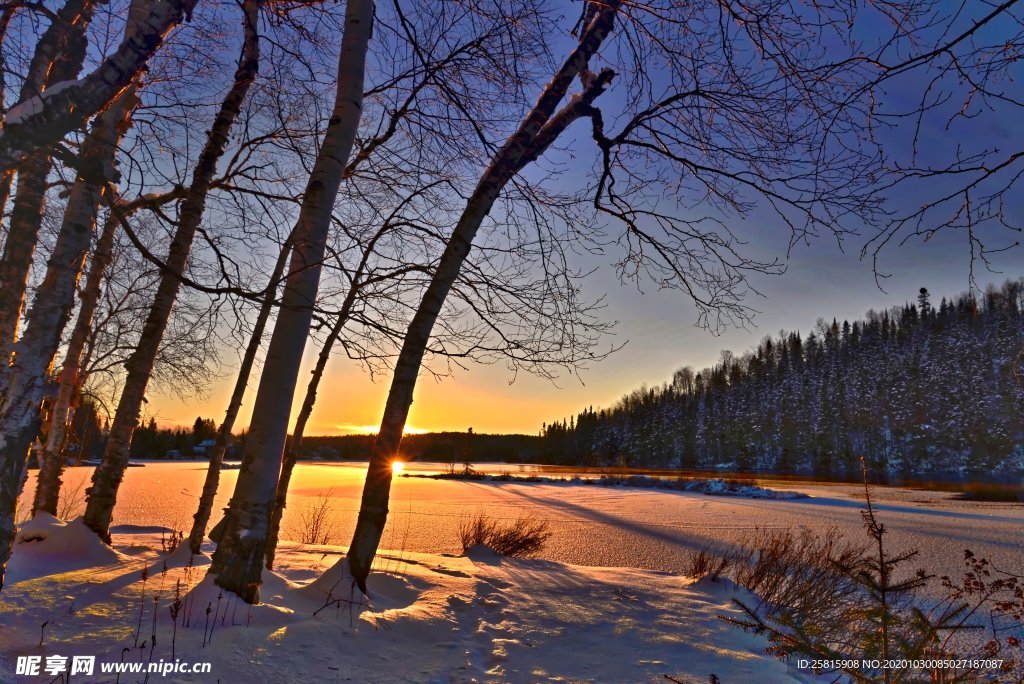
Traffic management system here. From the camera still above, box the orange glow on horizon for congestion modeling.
[334,424,430,436]
[143,356,594,437]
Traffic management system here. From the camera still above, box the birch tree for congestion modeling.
[0,0,157,588]
[0,0,201,172]
[0,0,99,385]
[82,0,262,542]
[340,0,914,589]
[207,0,374,603]
[187,234,291,553]
[27,0,160,517]
[32,197,176,515]
[342,1,620,590]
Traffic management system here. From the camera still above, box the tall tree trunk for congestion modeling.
[32,212,119,516]
[27,0,153,514]
[344,3,619,592]
[32,0,191,518]
[0,154,51,373]
[0,10,12,222]
[0,0,107,591]
[82,0,261,542]
[263,304,346,569]
[264,246,373,569]
[0,141,109,591]
[0,0,97,390]
[208,0,373,604]
[187,235,292,554]
[0,0,200,173]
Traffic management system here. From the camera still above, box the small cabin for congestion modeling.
[193,439,217,456]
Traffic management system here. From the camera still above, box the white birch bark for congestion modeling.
[0,0,99,391]
[263,245,371,568]
[343,2,620,591]
[187,234,292,554]
[28,0,160,513]
[82,0,261,542]
[32,210,119,516]
[208,0,374,604]
[0,0,199,172]
[0,0,112,591]
[0,150,106,591]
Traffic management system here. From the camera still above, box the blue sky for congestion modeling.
[145,0,1024,435]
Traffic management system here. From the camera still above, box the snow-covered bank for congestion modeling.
[410,471,809,499]
[0,520,806,683]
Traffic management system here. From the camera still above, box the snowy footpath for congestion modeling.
[0,514,808,683]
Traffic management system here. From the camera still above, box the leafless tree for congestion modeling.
[82,0,262,543]
[341,0,920,590]
[27,0,163,517]
[0,0,201,171]
[0,0,99,389]
[186,233,291,554]
[207,0,374,604]
[207,0,610,594]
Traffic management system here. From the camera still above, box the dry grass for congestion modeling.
[684,527,865,627]
[684,545,733,580]
[161,530,184,554]
[729,527,864,623]
[287,492,337,546]
[458,513,551,558]
[705,507,1024,681]
[57,470,89,520]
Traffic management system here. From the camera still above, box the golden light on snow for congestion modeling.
[391,461,405,475]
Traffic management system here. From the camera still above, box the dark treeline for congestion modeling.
[31,397,108,465]
[540,281,1024,478]
[119,425,543,464]
[298,431,542,464]
[128,416,221,459]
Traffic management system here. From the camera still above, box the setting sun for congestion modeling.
[391,461,405,475]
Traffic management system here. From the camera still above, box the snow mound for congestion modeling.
[10,514,124,580]
[183,573,297,628]
[293,557,421,613]
[463,543,500,561]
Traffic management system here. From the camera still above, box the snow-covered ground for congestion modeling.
[1,515,801,683]
[2,462,1021,682]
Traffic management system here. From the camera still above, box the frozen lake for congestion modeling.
[19,461,1023,585]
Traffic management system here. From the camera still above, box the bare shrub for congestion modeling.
[287,492,336,546]
[161,530,184,554]
[730,527,864,623]
[724,471,1024,681]
[684,545,733,581]
[57,470,89,520]
[458,514,550,558]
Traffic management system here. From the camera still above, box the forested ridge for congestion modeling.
[540,281,1024,477]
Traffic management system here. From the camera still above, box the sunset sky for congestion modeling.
[144,224,1019,437]
[142,6,1023,438]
